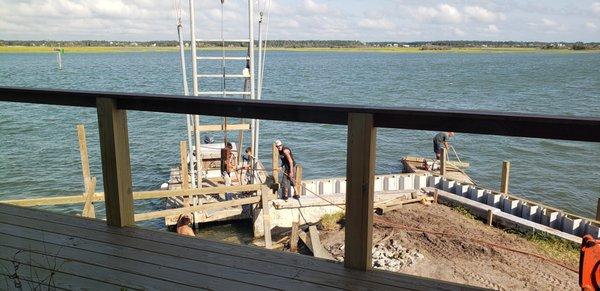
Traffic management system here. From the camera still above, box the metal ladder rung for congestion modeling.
[197,56,249,61]
[197,91,251,95]
[198,74,247,78]
[196,39,250,43]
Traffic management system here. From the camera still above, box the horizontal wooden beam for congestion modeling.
[0,184,264,207]
[134,195,261,222]
[0,87,598,142]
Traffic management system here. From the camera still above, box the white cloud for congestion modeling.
[300,0,329,15]
[452,27,466,36]
[586,22,598,30]
[541,18,559,27]
[464,6,506,23]
[412,4,461,24]
[486,24,500,33]
[358,18,395,30]
[592,2,600,15]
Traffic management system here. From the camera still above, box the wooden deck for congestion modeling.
[0,204,478,290]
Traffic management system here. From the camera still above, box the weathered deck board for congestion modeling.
[0,204,480,290]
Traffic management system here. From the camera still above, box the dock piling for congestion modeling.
[501,161,510,194]
[596,198,600,221]
[440,148,447,176]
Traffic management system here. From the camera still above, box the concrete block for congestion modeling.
[339,180,346,194]
[374,176,384,192]
[521,204,539,222]
[541,210,560,229]
[399,175,414,190]
[427,176,442,188]
[468,187,485,203]
[584,223,600,239]
[502,198,520,215]
[486,193,502,208]
[561,217,583,236]
[383,176,398,191]
[454,183,469,197]
[413,175,428,189]
[319,180,335,195]
[442,179,456,193]
[303,181,317,196]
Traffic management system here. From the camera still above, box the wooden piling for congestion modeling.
[487,209,493,226]
[290,221,299,252]
[96,97,134,227]
[440,148,447,176]
[180,141,190,206]
[501,161,510,194]
[294,164,303,196]
[261,187,272,249]
[345,113,376,271]
[596,198,600,221]
[433,188,439,204]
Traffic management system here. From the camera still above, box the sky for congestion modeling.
[0,0,599,42]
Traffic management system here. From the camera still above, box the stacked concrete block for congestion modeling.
[521,204,540,223]
[399,175,414,190]
[319,180,335,195]
[383,175,398,191]
[486,192,502,208]
[561,216,583,236]
[454,183,470,197]
[502,198,520,215]
[339,180,346,195]
[427,176,442,188]
[468,187,485,203]
[441,179,456,193]
[541,210,561,229]
[374,176,384,192]
[303,181,318,196]
[584,223,600,239]
[413,174,428,189]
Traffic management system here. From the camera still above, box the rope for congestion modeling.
[278,170,577,274]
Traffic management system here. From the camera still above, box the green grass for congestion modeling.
[451,205,478,220]
[319,211,345,231]
[508,230,580,263]
[1,45,597,54]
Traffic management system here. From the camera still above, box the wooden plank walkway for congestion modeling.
[0,204,479,290]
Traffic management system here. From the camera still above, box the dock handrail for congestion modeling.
[1,86,599,271]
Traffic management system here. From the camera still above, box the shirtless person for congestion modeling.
[176,214,195,237]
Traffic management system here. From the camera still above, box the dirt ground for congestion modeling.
[320,203,579,290]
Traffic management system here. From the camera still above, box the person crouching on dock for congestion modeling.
[176,214,195,237]
[433,132,454,160]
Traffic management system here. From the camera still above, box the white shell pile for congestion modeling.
[327,239,424,272]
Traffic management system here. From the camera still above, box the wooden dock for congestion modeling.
[0,203,476,290]
[401,156,474,185]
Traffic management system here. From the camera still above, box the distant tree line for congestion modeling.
[1,39,598,50]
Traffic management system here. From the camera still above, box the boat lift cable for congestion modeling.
[221,0,228,144]
[281,169,577,274]
[258,0,272,99]
[174,0,196,188]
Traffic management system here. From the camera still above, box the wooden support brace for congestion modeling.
[344,113,376,271]
[261,187,272,249]
[290,221,299,253]
[96,97,134,227]
[440,148,447,176]
[272,142,279,184]
[501,161,510,194]
[180,141,190,206]
[76,124,91,191]
[82,177,97,218]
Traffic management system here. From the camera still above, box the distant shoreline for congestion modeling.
[1,45,599,54]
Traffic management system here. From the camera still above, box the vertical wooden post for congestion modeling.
[77,124,91,190]
[261,187,272,249]
[596,198,600,221]
[180,141,190,206]
[82,177,97,218]
[194,115,202,189]
[96,98,134,227]
[294,164,303,196]
[440,148,447,176]
[345,113,376,271]
[501,161,510,194]
[272,142,279,183]
[487,209,493,226]
[433,188,439,204]
[290,221,299,252]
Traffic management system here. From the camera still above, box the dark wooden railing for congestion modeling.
[1,86,599,271]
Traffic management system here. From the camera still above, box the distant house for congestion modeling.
[393,43,399,47]
[402,44,410,48]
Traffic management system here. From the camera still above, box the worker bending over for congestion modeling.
[433,132,455,160]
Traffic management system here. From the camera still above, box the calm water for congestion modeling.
[1,51,599,237]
